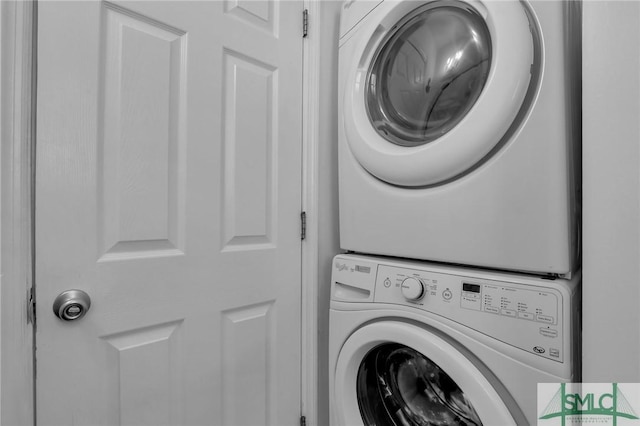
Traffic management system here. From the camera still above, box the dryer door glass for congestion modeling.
[366,2,491,147]
[357,343,482,425]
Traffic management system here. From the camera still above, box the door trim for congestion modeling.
[0,1,36,424]
[301,1,321,425]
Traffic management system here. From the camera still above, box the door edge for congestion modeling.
[0,1,37,425]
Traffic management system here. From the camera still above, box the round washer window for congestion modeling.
[366,2,492,147]
[357,343,482,425]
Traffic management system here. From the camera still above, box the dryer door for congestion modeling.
[342,0,537,186]
[334,322,517,425]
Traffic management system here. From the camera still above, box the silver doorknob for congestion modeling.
[53,289,91,321]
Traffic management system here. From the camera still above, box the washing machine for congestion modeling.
[329,254,580,425]
[338,0,581,276]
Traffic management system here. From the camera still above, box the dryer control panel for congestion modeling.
[331,255,580,364]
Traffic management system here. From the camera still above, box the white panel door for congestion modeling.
[35,1,303,425]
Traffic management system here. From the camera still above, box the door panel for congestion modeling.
[99,2,187,260]
[222,50,277,250]
[36,2,303,425]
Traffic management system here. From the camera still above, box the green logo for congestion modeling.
[539,383,639,425]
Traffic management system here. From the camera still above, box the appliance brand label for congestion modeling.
[533,346,546,354]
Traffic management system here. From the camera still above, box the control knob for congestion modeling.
[401,277,425,301]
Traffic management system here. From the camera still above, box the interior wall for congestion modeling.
[582,1,640,381]
[316,2,342,425]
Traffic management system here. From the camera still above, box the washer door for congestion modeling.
[343,0,536,186]
[334,322,516,425]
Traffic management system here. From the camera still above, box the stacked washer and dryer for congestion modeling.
[330,1,582,425]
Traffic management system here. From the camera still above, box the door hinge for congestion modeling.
[301,211,307,240]
[300,415,307,426]
[27,287,36,325]
[302,9,309,38]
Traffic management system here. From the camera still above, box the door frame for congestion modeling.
[0,0,36,425]
[301,1,321,424]
[0,1,321,424]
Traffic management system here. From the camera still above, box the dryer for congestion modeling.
[338,0,581,276]
[329,254,581,425]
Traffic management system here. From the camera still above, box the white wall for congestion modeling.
[582,1,640,382]
[315,2,342,425]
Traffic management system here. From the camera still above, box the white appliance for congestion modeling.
[329,254,580,425]
[338,0,581,276]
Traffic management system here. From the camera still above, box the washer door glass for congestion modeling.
[366,2,491,147]
[357,343,482,425]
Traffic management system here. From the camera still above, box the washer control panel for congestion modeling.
[331,255,578,364]
[374,264,564,362]
[459,281,558,325]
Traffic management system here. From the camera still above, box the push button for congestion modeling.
[501,309,516,318]
[485,306,499,314]
[442,289,453,300]
[537,314,554,324]
[518,312,534,320]
[539,328,558,338]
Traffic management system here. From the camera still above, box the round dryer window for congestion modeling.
[366,3,491,147]
[357,343,482,425]
[342,0,537,186]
